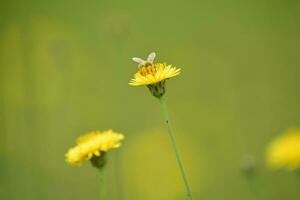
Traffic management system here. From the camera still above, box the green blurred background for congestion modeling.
[0,0,300,199]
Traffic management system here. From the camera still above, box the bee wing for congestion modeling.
[132,57,146,65]
[147,52,156,63]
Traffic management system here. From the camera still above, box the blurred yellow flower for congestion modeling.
[65,130,124,166]
[266,129,300,170]
[123,129,204,199]
[129,63,181,86]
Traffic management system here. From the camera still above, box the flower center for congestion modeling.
[139,63,157,76]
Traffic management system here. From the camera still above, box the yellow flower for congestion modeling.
[266,129,300,170]
[65,130,124,166]
[129,63,181,86]
[129,52,181,98]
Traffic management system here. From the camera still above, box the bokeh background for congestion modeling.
[1,0,300,199]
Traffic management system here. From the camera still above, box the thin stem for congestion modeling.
[246,173,265,200]
[99,168,107,200]
[159,96,193,200]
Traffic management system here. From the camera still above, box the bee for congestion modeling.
[132,52,156,68]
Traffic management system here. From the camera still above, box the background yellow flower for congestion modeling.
[65,130,124,166]
[122,129,205,200]
[266,129,300,170]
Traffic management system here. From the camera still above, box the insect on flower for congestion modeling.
[132,52,156,68]
[129,52,181,98]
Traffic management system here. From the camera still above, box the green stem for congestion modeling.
[159,96,193,200]
[247,173,264,200]
[99,168,107,200]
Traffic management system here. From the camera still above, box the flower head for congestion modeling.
[266,129,300,170]
[129,52,181,98]
[65,130,124,167]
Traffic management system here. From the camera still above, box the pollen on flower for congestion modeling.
[65,130,124,166]
[266,128,300,170]
[139,65,158,76]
